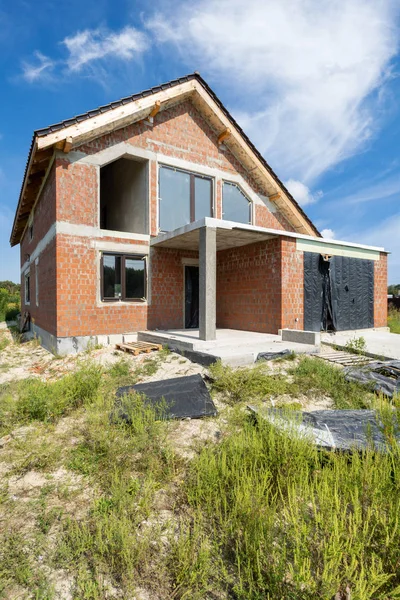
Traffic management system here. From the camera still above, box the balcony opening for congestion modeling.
[100,157,148,234]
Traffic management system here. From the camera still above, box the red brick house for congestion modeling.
[10,73,388,354]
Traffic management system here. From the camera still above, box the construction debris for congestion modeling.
[113,374,217,422]
[115,341,162,356]
[257,349,294,361]
[344,360,400,398]
[248,405,400,452]
[317,351,373,367]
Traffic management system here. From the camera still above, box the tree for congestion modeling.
[388,284,400,297]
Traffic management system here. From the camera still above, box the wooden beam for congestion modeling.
[63,136,73,153]
[269,192,281,202]
[36,81,197,150]
[149,101,161,119]
[217,128,231,145]
[33,148,53,164]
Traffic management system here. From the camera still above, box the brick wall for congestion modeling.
[56,159,98,227]
[20,164,56,267]
[20,166,57,335]
[55,234,149,338]
[280,238,304,330]
[73,100,289,232]
[149,247,199,330]
[216,238,283,333]
[374,253,388,328]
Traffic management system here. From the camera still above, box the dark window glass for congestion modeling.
[159,166,213,231]
[102,254,146,302]
[159,167,190,231]
[222,182,251,224]
[103,255,121,299]
[195,177,212,220]
[25,274,30,303]
[125,258,145,299]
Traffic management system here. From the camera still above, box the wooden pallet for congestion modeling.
[317,351,373,367]
[115,341,162,356]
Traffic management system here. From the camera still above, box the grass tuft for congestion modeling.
[209,361,293,404]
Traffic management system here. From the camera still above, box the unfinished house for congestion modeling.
[10,73,388,356]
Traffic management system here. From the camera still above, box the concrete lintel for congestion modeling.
[199,226,216,341]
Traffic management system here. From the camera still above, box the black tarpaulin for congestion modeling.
[344,361,400,398]
[248,406,400,452]
[304,253,374,332]
[114,374,217,421]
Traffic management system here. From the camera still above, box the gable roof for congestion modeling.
[10,73,320,246]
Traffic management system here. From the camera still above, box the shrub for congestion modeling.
[5,307,19,322]
[14,362,102,423]
[208,361,292,404]
[388,307,400,334]
[291,356,373,409]
[176,410,400,599]
[345,335,367,354]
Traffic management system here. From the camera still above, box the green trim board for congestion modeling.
[296,238,381,261]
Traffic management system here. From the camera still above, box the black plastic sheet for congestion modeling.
[304,253,374,332]
[248,406,400,452]
[114,374,217,421]
[344,361,400,398]
[257,350,294,361]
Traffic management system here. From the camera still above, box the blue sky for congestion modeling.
[0,0,399,283]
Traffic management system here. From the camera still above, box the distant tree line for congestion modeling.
[388,284,400,297]
[0,280,20,322]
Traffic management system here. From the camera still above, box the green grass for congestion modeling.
[174,409,400,599]
[208,356,373,409]
[0,353,398,598]
[388,307,400,334]
[209,361,293,404]
[290,356,374,408]
[0,362,103,435]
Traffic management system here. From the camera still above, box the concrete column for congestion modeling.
[199,226,216,341]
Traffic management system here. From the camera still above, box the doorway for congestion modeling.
[184,266,199,328]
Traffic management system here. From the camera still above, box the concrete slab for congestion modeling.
[321,329,400,361]
[138,329,319,366]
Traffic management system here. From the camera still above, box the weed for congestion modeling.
[388,307,400,334]
[0,336,9,352]
[291,356,373,408]
[108,357,131,379]
[209,361,292,404]
[0,362,102,432]
[174,409,400,599]
[345,335,367,355]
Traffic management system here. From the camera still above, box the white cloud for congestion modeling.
[321,228,335,240]
[21,26,149,82]
[147,0,399,182]
[63,26,149,72]
[285,179,323,206]
[21,51,54,82]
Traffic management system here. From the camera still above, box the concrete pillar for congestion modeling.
[199,226,216,341]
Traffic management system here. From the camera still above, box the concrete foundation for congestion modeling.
[280,329,321,345]
[138,328,319,366]
[28,323,138,355]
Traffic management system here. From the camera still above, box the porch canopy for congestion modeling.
[150,218,385,341]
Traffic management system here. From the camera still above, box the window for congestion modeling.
[29,224,33,241]
[159,166,213,231]
[222,182,252,224]
[24,272,31,304]
[101,253,146,302]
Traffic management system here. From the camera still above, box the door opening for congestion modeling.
[184,266,199,328]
